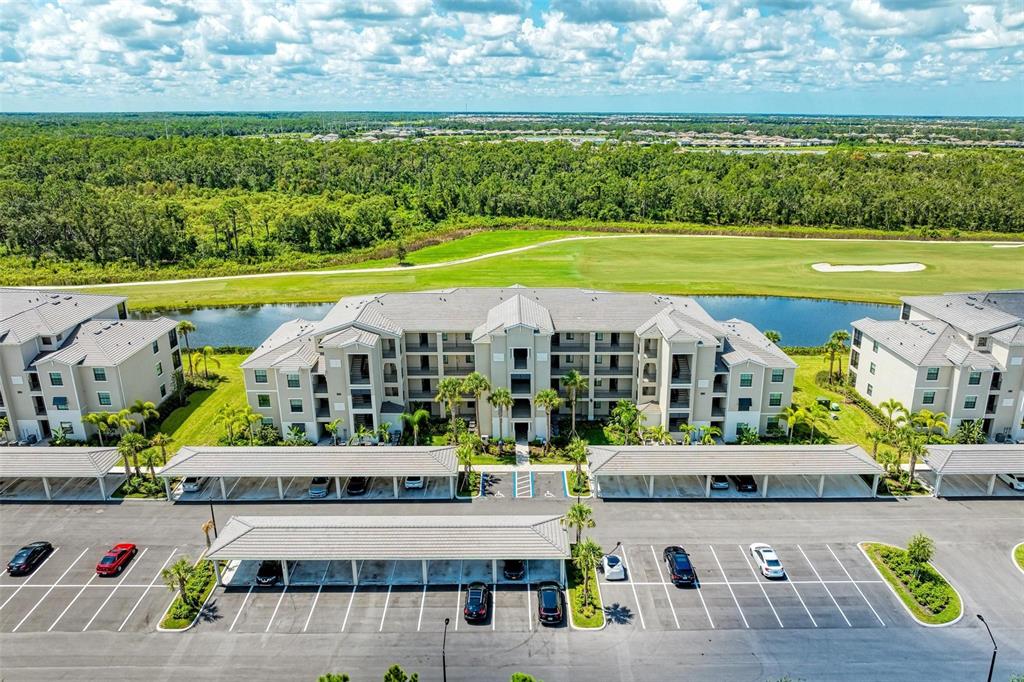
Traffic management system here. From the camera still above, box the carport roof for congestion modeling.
[161,445,458,478]
[587,444,882,476]
[0,446,119,478]
[206,514,571,561]
[923,444,1024,475]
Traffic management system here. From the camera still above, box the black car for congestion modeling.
[7,541,53,576]
[463,582,490,622]
[503,559,525,580]
[255,560,283,586]
[730,475,758,493]
[663,546,696,586]
[537,582,563,625]
[346,476,369,496]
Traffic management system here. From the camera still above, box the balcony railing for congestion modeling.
[313,379,329,394]
[552,342,590,353]
[382,346,397,359]
[408,366,439,377]
[595,364,632,376]
[350,396,373,410]
[383,372,399,384]
[712,378,728,394]
[642,345,658,357]
[511,405,532,419]
[442,342,475,353]
[407,390,433,400]
[315,407,331,418]
[406,343,438,353]
[594,341,630,353]
[552,363,590,375]
[593,390,632,399]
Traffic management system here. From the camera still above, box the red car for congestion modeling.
[96,543,138,576]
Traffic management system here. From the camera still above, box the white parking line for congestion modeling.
[826,544,885,626]
[266,587,288,633]
[694,580,715,629]
[708,546,749,629]
[789,581,818,627]
[83,548,150,631]
[649,546,679,629]
[526,581,533,631]
[301,562,332,633]
[47,573,97,631]
[618,546,646,630]
[599,579,880,586]
[0,547,61,611]
[378,562,399,632]
[797,545,851,627]
[492,583,497,631]
[119,548,178,632]
[340,585,356,632]
[416,584,427,632]
[738,545,783,628]
[228,585,254,632]
[12,548,89,632]
[454,560,463,631]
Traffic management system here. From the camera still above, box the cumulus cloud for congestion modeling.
[0,0,1020,109]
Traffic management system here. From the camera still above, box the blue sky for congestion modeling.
[1,0,1022,115]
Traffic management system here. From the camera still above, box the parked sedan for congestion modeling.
[345,476,369,496]
[308,477,332,498]
[96,543,138,576]
[503,559,525,580]
[749,543,786,579]
[663,546,696,586]
[997,473,1024,491]
[404,476,425,490]
[730,475,758,493]
[537,582,564,625]
[7,541,53,576]
[256,560,283,586]
[710,475,730,490]
[181,477,206,493]
[463,582,491,622]
[602,553,626,581]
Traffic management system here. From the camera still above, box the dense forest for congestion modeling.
[1,120,1023,284]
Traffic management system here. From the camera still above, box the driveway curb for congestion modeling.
[1013,542,1024,577]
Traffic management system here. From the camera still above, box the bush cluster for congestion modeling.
[874,545,953,615]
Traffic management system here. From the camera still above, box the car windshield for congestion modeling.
[312,478,328,484]
[100,555,116,565]
[606,556,619,566]
[766,559,782,567]
[13,549,31,561]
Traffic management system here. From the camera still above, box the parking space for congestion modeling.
[597,542,904,632]
[481,472,513,499]
[0,543,197,633]
[173,475,454,502]
[918,471,1024,497]
[514,471,533,498]
[533,472,567,498]
[0,474,126,502]
[600,474,874,499]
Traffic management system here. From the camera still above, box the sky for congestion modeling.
[0,0,1022,115]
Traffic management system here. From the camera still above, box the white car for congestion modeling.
[404,476,424,489]
[749,543,786,579]
[997,473,1024,491]
[601,554,626,580]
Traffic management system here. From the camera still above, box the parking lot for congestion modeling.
[480,471,568,500]
[202,558,565,634]
[173,475,452,502]
[597,542,908,631]
[918,471,1024,497]
[0,543,199,633]
[596,474,875,499]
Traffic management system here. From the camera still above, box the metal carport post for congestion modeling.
[97,476,108,499]
[41,477,52,500]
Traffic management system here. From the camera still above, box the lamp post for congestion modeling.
[977,614,996,682]
[208,501,218,538]
[442,617,450,682]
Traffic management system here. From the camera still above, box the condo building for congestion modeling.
[850,290,1024,442]
[241,287,796,444]
[0,289,180,443]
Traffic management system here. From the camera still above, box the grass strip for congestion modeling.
[566,560,604,629]
[160,559,219,630]
[862,543,961,625]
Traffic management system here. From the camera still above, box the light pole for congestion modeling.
[208,500,218,538]
[442,617,450,682]
[977,614,996,682]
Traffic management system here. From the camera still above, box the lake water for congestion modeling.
[129,296,898,349]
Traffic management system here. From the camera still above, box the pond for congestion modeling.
[130,296,898,349]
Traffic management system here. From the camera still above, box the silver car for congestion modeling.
[750,543,786,579]
[308,477,332,498]
[181,477,206,493]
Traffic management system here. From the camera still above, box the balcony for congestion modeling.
[407,390,433,400]
[408,366,440,377]
[711,406,725,418]
[511,400,532,419]
[315,406,331,418]
[313,376,329,394]
[351,394,373,410]
[670,390,690,409]
[406,342,438,353]
[382,342,397,359]
[348,355,371,385]
[551,362,589,376]
[595,363,633,376]
[595,338,631,353]
[510,376,532,395]
[28,375,41,392]
[383,370,399,384]
[593,390,632,400]
[712,377,728,394]
[442,340,475,353]
[552,334,589,353]
[642,343,658,358]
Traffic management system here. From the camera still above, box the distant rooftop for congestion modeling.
[0,288,125,345]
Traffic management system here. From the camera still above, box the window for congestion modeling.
[53,396,69,410]
[771,369,784,383]
[291,423,306,434]
[566,355,574,364]
[594,355,603,364]
[739,397,753,412]
[465,355,473,364]
[152,340,159,354]
[595,332,604,341]
[968,371,982,385]
[257,394,271,408]
[977,337,988,348]
[261,418,275,427]
[872,340,879,353]
[286,374,300,388]
[59,421,73,434]
[48,372,63,387]
[97,392,112,406]
[155,362,163,377]
[254,370,268,384]
[963,395,977,410]
[566,333,574,340]
[866,384,873,396]
[922,391,935,405]
[385,386,398,397]
[869,362,876,375]
[464,333,471,341]
[739,373,753,388]
[850,349,860,369]
[42,336,52,345]
[642,386,655,396]
[159,384,166,397]
[594,378,603,387]
[289,399,303,413]
[93,368,107,382]
[852,329,862,347]
[767,416,780,430]
[769,392,782,407]
[594,401,603,410]
[735,422,748,436]
[926,367,939,381]
[442,333,448,341]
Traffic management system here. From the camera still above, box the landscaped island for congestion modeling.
[861,538,962,626]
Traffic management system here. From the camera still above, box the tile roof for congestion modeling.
[923,444,1024,475]
[0,446,120,478]
[851,318,997,369]
[587,444,882,476]
[472,294,555,341]
[0,289,125,345]
[902,290,1024,335]
[719,319,797,368]
[206,514,571,561]
[33,318,177,367]
[635,308,723,345]
[241,319,318,369]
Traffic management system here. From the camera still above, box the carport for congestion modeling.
[0,446,122,501]
[922,444,1024,497]
[588,444,883,499]
[205,514,571,587]
[159,445,458,501]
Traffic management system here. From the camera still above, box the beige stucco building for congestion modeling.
[241,287,796,444]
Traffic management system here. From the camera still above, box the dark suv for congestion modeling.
[537,582,563,625]
[463,582,490,622]
[663,546,696,586]
[503,559,525,580]
[256,560,283,586]
[730,475,758,493]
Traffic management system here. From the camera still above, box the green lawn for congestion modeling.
[156,354,248,457]
[861,542,962,625]
[89,231,1024,310]
[1015,543,1024,572]
[567,562,604,629]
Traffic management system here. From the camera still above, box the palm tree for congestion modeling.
[83,412,112,445]
[487,388,513,446]
[199,346,220,380]
[376,422,392,444]
[779,405,802,444]
[325,418,346,446]
[763,330,782,345]
[912,409,948,444]
[534,389,563,454]
[829,330,850,379]
[805,404,830,442]
[878,398,908,433]
[677,423,697,445]
[564,437,589,483]
[129,399,159,437]
[867,428,887,460]
[608,400,644,445]
[176,321,197,374]
[399,408,430,446]
[0,416,8,442]
[118,432,149,478]
[572,537,603,607]
[897,427,927,481]
[140,448,162,479]
[953,418,986,444]
[201,521,215,550]
[239,406,261,445]
[214,405,239,442]
[435,377,463,444]
[562,501,596,545]
[161,556,197,607]
[460,372,491,439]
[110,409,136,438]
[644,424,674,445]
[455,441,475,479]
[560,369,589,437]
[189,351,204,378]
[699,425,723,445]
[286,425,310,445]
[149,432,173,465]
[348,423,372,445]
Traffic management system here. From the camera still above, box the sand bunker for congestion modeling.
[812,262,926,273]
